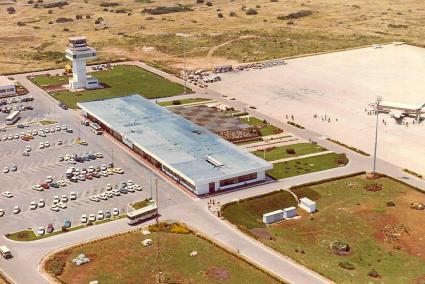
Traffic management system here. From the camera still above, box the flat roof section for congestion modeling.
[171,105,253,133]
[78,95,272,185]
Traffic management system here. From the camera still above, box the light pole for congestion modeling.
[176,33,188,95]
[372,96,382,175]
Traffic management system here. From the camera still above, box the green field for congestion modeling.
[49,65,188,108]
[47,226,281,284]
[158,98,212,107]
[29,74,69,86]
[241,117,282,137]
[222,175,425,283]
[266,153,348,179]
[252,143,327,161]
[131,199,154,210]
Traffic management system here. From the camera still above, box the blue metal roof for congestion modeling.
[78,95,272,185]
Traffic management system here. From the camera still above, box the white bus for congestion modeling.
[90,122,102,135]
[127,202,158,225]
[5,110,20,125]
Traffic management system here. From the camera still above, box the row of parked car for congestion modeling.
[60,152,103,164]
[1,124,71,142]
[235,59,287,71]
[81,208,120,224]
[65,164,124,183]
[89,180,142,202]
[0,96,34,106]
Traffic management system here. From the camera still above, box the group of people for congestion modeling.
[313,113,338,123]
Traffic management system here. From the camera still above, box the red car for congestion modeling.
[41,183,50,189]
[85,174,93,180]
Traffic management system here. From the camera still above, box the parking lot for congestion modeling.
[0,76,189,236]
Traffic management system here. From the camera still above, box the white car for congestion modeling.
[61,195,68,203]
[3,167,9,173]
[127,180,134,186]
[32,130,38,136]
[37,227,45,236]
[13,206,20,214]
[98,193,108,200]
[32,185,43,192]
[2,192,13,198]
[88,166,95,173]
[100,165,107,171]
[70,192,77,200]
[44,128,50,133]
[111,190,120,196]
[100,171,108,177]
[64,154,71,161]
[97,210,104,220]
[89,214,96,222]
[134,184,142,191]
[105,184,113,191]
[56,126,61,131]
[50,206,60,212]
[57,180,67,187]
[57,140,62,145]
[57,202,67,209]
[95,152,103,158]
[113,167,124,174]
[38,199,45,208]
[46,176,53,183]
[50,128,55,133]
[105,192,113,198]
[89,196,99,202]
[39,132,46,137]
[14,134,19,139]
[81,214,88,223]
[112,208,119,216]
[61,125,67,130]
[29,201,37,210]
[126,186,135,193]
[0,209,4,217]
[68,159,76,164]
[53,196,60,203]
[39,142,45,149]
[44,141,50,147]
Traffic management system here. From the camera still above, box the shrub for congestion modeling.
[286,148,296,155]
[27,0,33,3]
[277,10,312,20]
[76,14,83,20]
[246,8,257,15]
[56,17,73,23]
[48,9,53,14]
[196,0,204,3]
[7,7,16,14]
[100,2,119,7]
[172,100,181,105]
[63,28,70,31]
[229,11,236,17]
[368,269,380,278]
[46,258,65,276]
[143,5,192,15]
[170,224,190,234]
[17,21,26,26]
[339,261,355,270]
[42,1,69,8]
[206,1,212,6]
[217,13,223,18]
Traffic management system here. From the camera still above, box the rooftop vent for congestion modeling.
[206,155,223,167]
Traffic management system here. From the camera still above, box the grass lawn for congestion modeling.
[252,143,327,161]
[47,228,281,284]
[39,120,57,126]
[222,175,425,283]
[266,153,348,179]
[50,65,188,109]
[241,117,282,136]
[158,98,212,107]
[29,74,69,86]
[131,199,154,210]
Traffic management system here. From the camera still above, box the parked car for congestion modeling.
[29,201,37,210]
[81,214,88,223]
[13,206,20,214]
[36,227,45,236]
[89,196,99,202]
[112,208,119,216]
[63,220,71,229]
[2,192,13,198]
[89,214,96,222]
[46,224,54,233]
[97,210,104,220]
[70,192,77,200]
[38,199,45,208]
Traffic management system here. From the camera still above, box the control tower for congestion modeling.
[65,36,99,90]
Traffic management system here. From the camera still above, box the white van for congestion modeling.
[0,245,12,259]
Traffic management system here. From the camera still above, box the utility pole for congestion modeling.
[183,35,187,95]
[372,96,382,175]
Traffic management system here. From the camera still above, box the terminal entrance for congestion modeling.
[209,182,215,194]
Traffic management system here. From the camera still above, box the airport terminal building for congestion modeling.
[78,95,272,195]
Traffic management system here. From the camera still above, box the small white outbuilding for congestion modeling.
[283,206,297,218]
[299,197,316,213]
[262,209,284,224]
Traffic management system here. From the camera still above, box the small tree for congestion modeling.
[246,8,257,15]
[6,7,16,14]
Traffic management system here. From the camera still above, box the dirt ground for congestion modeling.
[1,0,425,73]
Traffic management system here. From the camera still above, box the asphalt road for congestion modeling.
[1,62,424,284]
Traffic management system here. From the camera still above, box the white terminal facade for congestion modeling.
[78,95,272,196]
[65,36,99,90]
[0,76,16,96]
